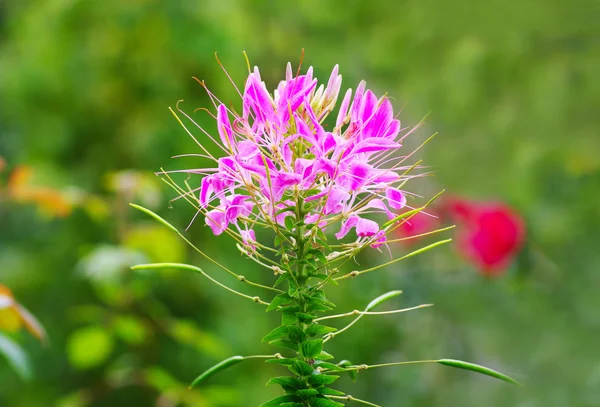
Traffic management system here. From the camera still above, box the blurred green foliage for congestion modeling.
[0,0,599,406]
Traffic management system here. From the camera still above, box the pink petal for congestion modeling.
[386,187,407,210]
[199,176,214,208]
[241,229,257,249]
[335,215,359,239]
[351,138,401,154]
[324,187,350,215]
[371,230,387,248]
[336,88,353,128]
[216,104,234,149]
[356,217,379,237]
[348,161,372,191]
[205,209,227,235]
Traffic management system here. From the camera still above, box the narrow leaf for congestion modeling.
[365,290,403,311]
[437,359,522,386]
[129,203,178,233]
[189,356,243,388]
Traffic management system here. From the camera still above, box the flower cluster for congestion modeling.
[195,64,413,249]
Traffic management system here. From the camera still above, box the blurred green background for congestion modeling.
[1,0,599,406]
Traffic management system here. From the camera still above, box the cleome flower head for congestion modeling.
[170,60,423,251]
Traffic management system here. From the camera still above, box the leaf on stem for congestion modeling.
[437,359,522,386]
[189,355,244,388]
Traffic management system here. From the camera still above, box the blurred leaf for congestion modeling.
[0,332,32,380]
[124,224,185,263]
[112,315,149,345]
[169,319,229,358]
[78,244,148,282]
[67,326,114,370]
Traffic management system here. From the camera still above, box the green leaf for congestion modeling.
[270,339,299,351]
[262,326,290,343]
[274,273,291,288]
[289,360,315,376]
[365,290,403,311]
[306,325,337,337]
[288,279,299,297]
[317,351,335,360]
[300,339,323,358]
[297,389,319,399]
[307,373,339,386]
[275,205,296,216]
[284,216,295,231]
[286,325,307,343]
[318,387,346,396]
[305,296,335,312]
[129,203,178,233]
[437,359,522,386]
[337,360,358,381]
[295,312,316,323]
[189,356,244,388]
[267,376,307,389]
[311,398,345,407]
[0,333,32,380]
[278,403,304,407]
[267,293,293,312]
[280,305,301,325]
[259,395,303,407]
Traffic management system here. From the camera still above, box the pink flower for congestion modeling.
[446,198,525,276]
[171,60,421,248]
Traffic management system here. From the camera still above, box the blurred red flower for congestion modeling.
[445,198,525,276]
[394,210,440,243]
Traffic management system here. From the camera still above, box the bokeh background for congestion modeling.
[1,1,599,406]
